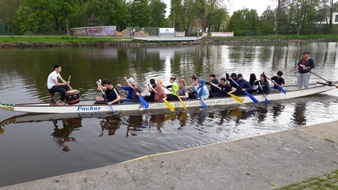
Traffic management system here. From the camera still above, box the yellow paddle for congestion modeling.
[170,82,186,110]
[148,83,175,112]
[210,82,243,104]
[230,94,243,104]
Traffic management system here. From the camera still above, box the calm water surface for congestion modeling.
[0,43,338,187]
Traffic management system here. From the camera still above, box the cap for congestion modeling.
[303,51,310,55]
[128,77,136,85]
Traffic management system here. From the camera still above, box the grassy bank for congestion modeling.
[276,169,338,190]
[0,34,338,48]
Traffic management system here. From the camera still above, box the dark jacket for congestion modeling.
[298,58,315,74]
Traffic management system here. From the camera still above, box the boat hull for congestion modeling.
[0,82,335,114]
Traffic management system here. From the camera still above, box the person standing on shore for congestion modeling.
[47,64,70,105]
[297,51,315,89]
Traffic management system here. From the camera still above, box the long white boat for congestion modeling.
[0,81,336,114]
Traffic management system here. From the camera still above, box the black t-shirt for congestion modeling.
[271,76,285,89]
[105,88,119,102]
[218,83,232,96]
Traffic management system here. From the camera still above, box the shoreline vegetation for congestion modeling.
[0,35,338,48]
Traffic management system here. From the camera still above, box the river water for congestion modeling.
[0,42,338,187]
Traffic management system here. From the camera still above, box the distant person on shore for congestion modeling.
[47,64,70,106]
[297,51,315,89]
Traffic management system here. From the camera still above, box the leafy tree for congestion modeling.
[260,7,275,35]
[149,0,167,27]
[208,8,228,32]
[228,9,259,36]
[129,0,151,27]
[0,0,20,33]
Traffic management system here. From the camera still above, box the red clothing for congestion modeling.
[154,85,167,102]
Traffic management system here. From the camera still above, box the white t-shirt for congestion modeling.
[47,71,61,89]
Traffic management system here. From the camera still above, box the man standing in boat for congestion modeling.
[47,64,70,106]
[297,51,315,89]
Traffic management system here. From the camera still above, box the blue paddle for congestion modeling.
[125,78,149,109]
[265,74,286,94]
[257,81,270,105]
[229,77,258,104]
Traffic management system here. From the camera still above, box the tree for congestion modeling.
[228,9,259,36]
[208,8,228,32]
[129,0,151,27]
[16,0,83,34]
[149,0,167,27]
[260,7,275,35]
[0,0,20,33]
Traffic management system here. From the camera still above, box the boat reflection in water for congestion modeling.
[99,115,121,137]
[51,118,82,152]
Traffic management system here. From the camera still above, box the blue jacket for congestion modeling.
[236,79,252,95]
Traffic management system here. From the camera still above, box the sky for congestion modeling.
[164,0,277,17]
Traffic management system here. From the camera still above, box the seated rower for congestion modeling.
[254,74,270,94]
[196,79,209,100]
[271,71,285,91]
[177,79,189,100]
[165,76,179,101]
[117,77,134,103]
[129,80,146,103]
[205,74,220,98]
[153,79,167,102]
[187,74,198,99]
[95,79,108,100]
[226,72,238,88]
[210,78,237,97]
[95,80,122,105]
[234,74,253,96]
[144,78,157,102]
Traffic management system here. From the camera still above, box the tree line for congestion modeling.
[0,0,337,36]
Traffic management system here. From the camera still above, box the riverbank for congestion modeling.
[1,34,338,48]
[1,120,337,190]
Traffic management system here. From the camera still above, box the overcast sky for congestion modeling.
[164,0,277,17]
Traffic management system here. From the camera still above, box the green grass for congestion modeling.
[276,170,338,190]
[0,34,338,47]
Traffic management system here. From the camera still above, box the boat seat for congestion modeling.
[46,84,57,105]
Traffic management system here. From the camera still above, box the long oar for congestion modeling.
[265,74,286,94]
[173,91,187,110]
[168,83,186,110]
[97,83,114,113]
[148,83,175,112]
[257,81,270,105]
[125,79,149,109]
[309,70,338,89]
[229,77,258,104]
[210,82,243,104]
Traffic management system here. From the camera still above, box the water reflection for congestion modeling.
[99,115,121,137]
[292,102,307,125]
[1,43,338,187]
[51,118,82,152]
